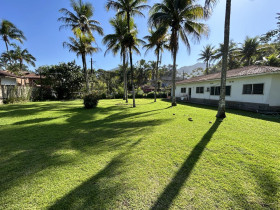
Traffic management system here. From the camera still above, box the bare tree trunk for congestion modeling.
[171,30,178,107]
[154,49,160,102]
[82,54,89,94]
[216,0,231,118]
[123,51,126,101]
[127,13,136,107]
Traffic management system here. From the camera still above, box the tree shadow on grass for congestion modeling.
[48,138,143,210]
[0,103,170,197]
[162,99,280,124]
[151,120,222,209]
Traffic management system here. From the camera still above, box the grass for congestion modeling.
[0,99,279,209]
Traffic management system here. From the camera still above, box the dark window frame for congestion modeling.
[196,86,204,94]
[242,83,264,95]
[181,87,186,94]
[210,86,231,96]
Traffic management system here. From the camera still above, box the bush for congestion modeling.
[83,94,99,109]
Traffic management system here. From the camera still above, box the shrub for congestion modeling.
[83,94,99,109]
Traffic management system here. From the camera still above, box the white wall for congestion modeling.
[176,74,280,106]
[0,77,17,86]
[268,74,280,106]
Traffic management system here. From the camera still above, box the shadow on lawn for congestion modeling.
[48,138,143,210]
[151,120,222,209]
[163,100,280,124]
[0,102,170,196]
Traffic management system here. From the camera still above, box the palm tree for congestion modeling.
[106,0,150,108]
[103,16,132,103]
[144,27,169,102]
[198,44,215,75]
[0,20,26,52]
[63,35,99,92]
[150,0,208,106]
[11,46,36,71]
[237,37,260,66]
[58,0,103,38]
[204,0,232,118]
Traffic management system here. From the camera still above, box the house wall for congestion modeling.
[0,77,17,86]
[175,74,280,110]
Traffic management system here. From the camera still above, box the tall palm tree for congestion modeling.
[10,46,36,71]
[237,37,260,66]
[58,0,103,38]
[59,0,103,93]
[198,44,215,75]
[150,0,208,106]
[0,20,26,52]
[103,16,138,103]
[106,0,150,108]
[204,0,231,118]
[144,27,169,102]
[63,35,100,92]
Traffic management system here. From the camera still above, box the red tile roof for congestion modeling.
[0,70,18,78]
[176,66,280,85]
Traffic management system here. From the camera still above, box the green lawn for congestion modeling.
[0,99,279,209]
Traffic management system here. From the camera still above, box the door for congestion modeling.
[188,88,192,100]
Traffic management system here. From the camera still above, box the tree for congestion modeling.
[38,62,84,100]
[150,0,208,106]
[11,46,36,72]
[144,27,169,102]
[260,13,280,43]
[63,35,100,93]
[58,0,103,39]
[106,0,150,108]
[198,44,215,75]
[103,16,137,103]
[237,37,260,66]
[0,20,26,52]
[59,0,103,93]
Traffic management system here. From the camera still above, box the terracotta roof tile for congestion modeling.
[176,66,280,85]
[0,70,18,78]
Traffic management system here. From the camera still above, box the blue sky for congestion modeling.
[0,0,279,71]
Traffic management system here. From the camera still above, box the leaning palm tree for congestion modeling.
[58,0,103,38]
[204,0,232,118]
[103,16,137,103]
[63,35,99,93]
[198,44,215,75]
[106,0,150,108]
[0,20,26,52]
[237,37,261,66]
[150,0,208,106]
[143,27,169,102]
[11,46,36,71]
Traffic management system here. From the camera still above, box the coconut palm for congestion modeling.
[58,0,103,38]
[103,16,140,103]
[204,0,232,118]
[143,27,169,102]
[0,20,26,53]
[198,44,215,75]
[63,35,100,93]
[106,0,150,108]
[237,37,261,66]
[10,46,36,71]
[150,0,208,106]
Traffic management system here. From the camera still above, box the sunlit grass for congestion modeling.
[0,99,279,209]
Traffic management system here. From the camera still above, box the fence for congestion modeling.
[0,85,34,104]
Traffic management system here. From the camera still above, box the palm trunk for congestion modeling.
[171,30,178,107]
[154,48,160,102]
[127,13,136,107]
[216,0,231,118]
[82,53,89,94]
[122,51,128,102]
[206,60,209,75]
[5,40,9,53]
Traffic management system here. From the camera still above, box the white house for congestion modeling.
[0,70,18,104]
[175,66,280,112]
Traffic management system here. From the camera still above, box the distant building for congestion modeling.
[175,66,280,112]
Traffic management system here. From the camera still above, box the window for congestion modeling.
[210,86,231,96]
[181,88,186,93]
[196,87,204,94]
[243,84,264,95]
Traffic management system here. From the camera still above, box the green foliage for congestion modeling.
[83,93,99,109]
[267,54,280,67]
[38,61,84,100]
